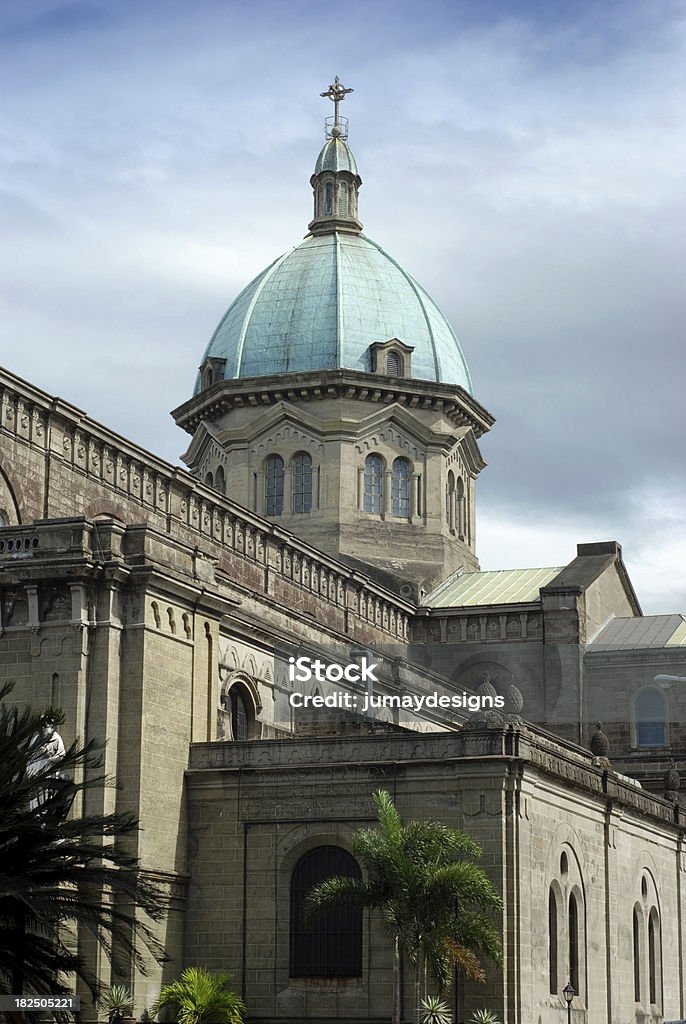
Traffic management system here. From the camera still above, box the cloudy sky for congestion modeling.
[2,0,685,614]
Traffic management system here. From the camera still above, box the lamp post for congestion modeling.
[563,982,574,1024]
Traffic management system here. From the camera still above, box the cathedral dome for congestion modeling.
[195,78,472,395]
[196,231,472,393]
[314,135,359,175]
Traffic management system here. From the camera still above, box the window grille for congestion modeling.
[229,686,249,741]
[549,889,558,994]
[289,846,362,978]
[649,910,660,1006]
[569,893,579,995]
[265,456,284,516]
[386,351,402,376]
[633,908,641,1002]
[391,458,410,517]
[636,689,666,746]
[364,455,383,514]
[293,453,313,513]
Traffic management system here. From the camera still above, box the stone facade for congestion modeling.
[1,360,686,1023]
[173,369,493,595]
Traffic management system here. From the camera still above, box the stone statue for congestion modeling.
[28,712,66,812]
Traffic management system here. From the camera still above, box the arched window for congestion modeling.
[290,846,362,978]
[293,453,313,513]
[364,454,383,514]
[569,892,579,996]
[633,907,642,1002]
[265,455,284,516]
[339,183,348,217]
[229,685,250,741]
[649,909,661,1007]
[456,477,465,538]
[0,511,7,527]
[386,351,402,376]
[635,689,666,747]
[215,465,226,495]
[549,888,558,994]
[447,471,455,531]
[325,182,333,216]
[205,470,214,488]
[391,458,410,517]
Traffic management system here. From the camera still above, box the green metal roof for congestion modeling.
[195,231,472,393]
[590,615,686,651]
[425,567,563,609]
[667,618,686,647]
[314,136,359,175]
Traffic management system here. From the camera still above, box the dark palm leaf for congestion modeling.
[0,684,168,999]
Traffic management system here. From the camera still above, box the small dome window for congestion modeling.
[386,351,403,376]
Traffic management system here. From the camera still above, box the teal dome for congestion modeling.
[196,231,472,392]
[314,136,359,175]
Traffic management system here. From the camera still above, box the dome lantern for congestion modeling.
[309,76,362,236]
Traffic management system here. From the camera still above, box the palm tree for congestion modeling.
[0,683,167,1001]
[305,789,502,1024]
[151,966,245,1024]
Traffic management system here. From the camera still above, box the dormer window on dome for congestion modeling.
[370,339,414,378]
[199,356,227,392]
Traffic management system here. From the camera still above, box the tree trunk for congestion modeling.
[414,956,422,1024]
[393,937,401,1024]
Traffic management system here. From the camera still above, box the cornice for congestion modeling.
[172,369,495,439]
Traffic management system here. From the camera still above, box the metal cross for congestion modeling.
[320,75,353,126]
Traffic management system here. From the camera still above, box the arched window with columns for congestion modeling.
[649,907,662,1009]
[292,452,313,513]
[265,455,284,516]
[569,891,580,996]
[364,454,383,514]
[633,906,642,1002]
[456,476,465,538]
[391,457,410,517]
[447,471,455,531]
[549,887,558,994]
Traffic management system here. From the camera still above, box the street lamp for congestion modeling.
[563,982,575,1024]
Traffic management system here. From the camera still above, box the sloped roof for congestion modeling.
[589,614,686,651]
[425,567,563,608]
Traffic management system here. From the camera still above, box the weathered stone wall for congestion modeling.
[0,367,415,650]
[186,726,686,1024]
